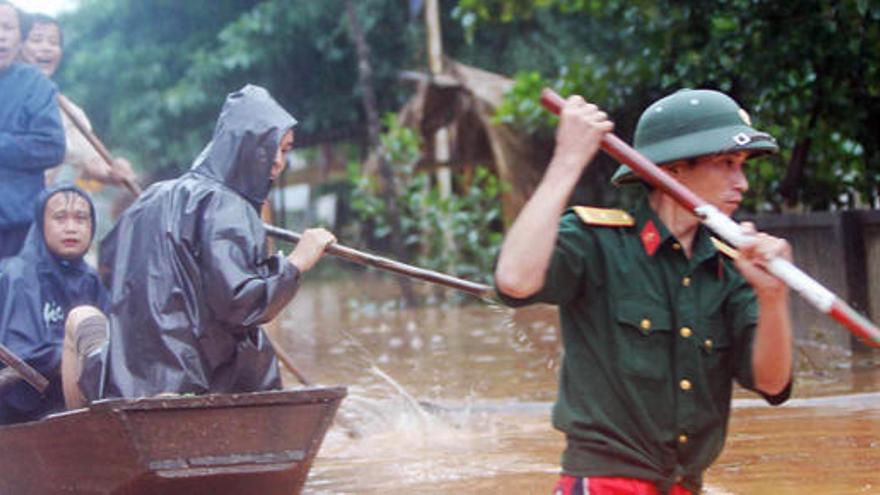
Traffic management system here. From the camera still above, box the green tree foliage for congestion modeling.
[454,0,880,212]
[55,0,879,212]
[347,116,503,289]
[58,0,262,173]
[58,0,421,176]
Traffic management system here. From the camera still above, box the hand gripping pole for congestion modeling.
[540,88,880,347]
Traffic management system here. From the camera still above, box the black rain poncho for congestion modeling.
[0,183,107,424]
[93,85,300,399]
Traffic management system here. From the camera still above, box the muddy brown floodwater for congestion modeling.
[270,274,880,494]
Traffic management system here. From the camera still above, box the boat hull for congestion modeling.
[0,387,346,494]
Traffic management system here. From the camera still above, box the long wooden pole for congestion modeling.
[60,101,491,403]
[53,100,320,388]
[541,88,880,348]
[263,224,493,298]
[56,94,142,197]
[0,343,49,394]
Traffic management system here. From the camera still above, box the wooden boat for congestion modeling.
[0,386,346,495]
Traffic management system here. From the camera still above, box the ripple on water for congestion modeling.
[278,277,880,494]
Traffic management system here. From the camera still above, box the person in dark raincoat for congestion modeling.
[62,85,335,407]
[0,183,107,424]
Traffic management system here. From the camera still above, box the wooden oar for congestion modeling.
[0,343,49,394]
[264,224,494,298]
[541,88,880,348]
[56,94,142,197]
[57,98,482,406]
[57,92,492,299]
[54,98,324,390]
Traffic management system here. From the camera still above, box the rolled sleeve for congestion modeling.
[726,278,792,405]
[496,212,590,307]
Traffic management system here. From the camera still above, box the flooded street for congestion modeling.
[272,274,880,494]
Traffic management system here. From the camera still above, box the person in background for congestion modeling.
[19,13,137,189]
[19,12,138,250]
[0,184,107,424]
[0,0,65,259]
[61,85,335,407]
[494,89,793,494]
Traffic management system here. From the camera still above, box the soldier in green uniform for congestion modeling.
[494,89,793,495]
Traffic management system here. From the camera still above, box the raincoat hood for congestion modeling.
[22,182,96,269]
[0,183,107,425]
[94,85,302,400]
[191,84,297,206]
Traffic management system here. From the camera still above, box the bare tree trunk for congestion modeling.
[779,100,820,208]
[344,0,416,306]
[779,134,812,207]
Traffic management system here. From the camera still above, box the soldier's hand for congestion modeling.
[551,95,614,173]
[734,222,791,299]
[287,228,336,273]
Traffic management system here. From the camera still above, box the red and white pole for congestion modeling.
[540,88,880,347]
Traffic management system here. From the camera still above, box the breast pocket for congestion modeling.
[699,317,734,382]
[615,299,674,381]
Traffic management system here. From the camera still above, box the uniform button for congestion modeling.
[672,242,682,251]
[680,327,692,338]
[704,338,713,350]
[678,434,688,444]
[680,379,692,391]
[640,319,651,330]
[682,276,691,287]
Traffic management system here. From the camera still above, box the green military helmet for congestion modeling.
[611,89,779,186]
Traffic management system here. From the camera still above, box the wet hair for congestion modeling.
[45,190,94,226]
[21,12,62,48]
[37,183,97,241]
[0,1,22,41]
[49,189,91,207]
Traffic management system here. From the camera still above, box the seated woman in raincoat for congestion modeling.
[62,85,335,407]
[0,184,107,424]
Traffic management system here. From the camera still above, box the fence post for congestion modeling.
[838,211,873,359]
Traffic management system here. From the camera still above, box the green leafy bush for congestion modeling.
[348,115,504,291]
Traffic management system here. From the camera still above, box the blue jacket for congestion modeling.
[0,62,66,229]
[0,184,108,425]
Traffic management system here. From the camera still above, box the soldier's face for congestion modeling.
[668,152,750,216]
[0,5,20,72]
[270,130,295,182]
[43,192,93,260]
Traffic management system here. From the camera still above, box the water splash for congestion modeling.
[332,326,454,435]
[366,363,433,425]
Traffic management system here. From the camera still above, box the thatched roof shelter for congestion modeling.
[397,59,552,224]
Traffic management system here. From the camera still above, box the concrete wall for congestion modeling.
[746,211,880,352]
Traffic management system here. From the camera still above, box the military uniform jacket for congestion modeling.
[497,198,790,493]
